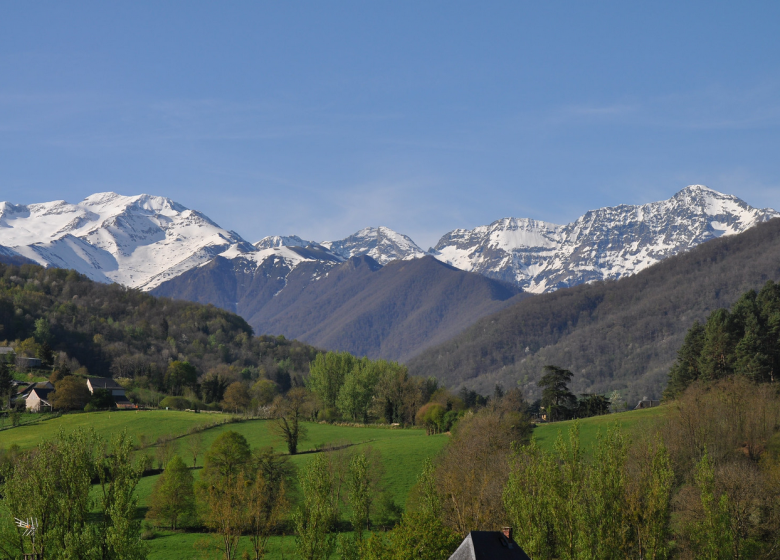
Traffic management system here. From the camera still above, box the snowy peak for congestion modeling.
[432,185,779,293]
[254,235,312,249]
[321,226,427,265]
[0,192,253,290]
[433,218,563,283]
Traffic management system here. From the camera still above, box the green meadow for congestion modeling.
[0,410,449,559]
[1,407,670,559]
[533,405,670,453]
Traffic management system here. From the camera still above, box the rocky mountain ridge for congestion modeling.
[0,185,775,297]
[430,185,780,292]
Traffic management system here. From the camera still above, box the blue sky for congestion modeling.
[1,2,779,248]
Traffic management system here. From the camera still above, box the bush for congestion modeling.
[84,402,96,413]
[89,388,115,409]
[158,396,190,411]
[140,521,156,540]
[317,407,340,423]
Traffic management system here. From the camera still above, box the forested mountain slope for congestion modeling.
[408,218,780,404]
[0,263,318,390]
[154,255,525,362]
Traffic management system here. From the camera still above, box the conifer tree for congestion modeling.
[698,309,737,381]
[538,365,576,421]
[665,321,706,398]
[386,458,459,560]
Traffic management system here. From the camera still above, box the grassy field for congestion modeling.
[533,405,670,453]
[0,409,449,560]
[136,420,447,560]
[1,406,669,559]
[0,409,222,449]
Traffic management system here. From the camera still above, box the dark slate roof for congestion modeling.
[16,381,53,396]
[449,532,531,560]
[87,377,123,390]
[29,387,55,400]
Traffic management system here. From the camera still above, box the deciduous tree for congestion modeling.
[164,360,198,395]
[51,376,91,410]
[203,431,251,480]
[337,359,380,423]
[270,387,309,454]
[222,381,250,413]
[146,455,195,530]
[307,351,355,411]
[186,431,204,468]
[294,453,338,560]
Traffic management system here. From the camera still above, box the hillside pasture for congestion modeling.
[1,407,670,559]
[532,405,669,453]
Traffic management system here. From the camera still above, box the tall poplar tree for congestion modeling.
[294,453,337,560]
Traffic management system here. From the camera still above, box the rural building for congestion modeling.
[0,346,14,355]
[26,387,54,412]
[86,377,136,409]
[16,357,42,368]
[634,397,661,410]
[86,377,125,396]
[15,381,54,400]
[449,528,531,560]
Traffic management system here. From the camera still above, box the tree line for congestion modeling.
[665,280,780,398]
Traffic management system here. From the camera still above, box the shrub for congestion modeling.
[158,396,190,411]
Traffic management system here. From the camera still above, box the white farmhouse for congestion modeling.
[26,387,54,412]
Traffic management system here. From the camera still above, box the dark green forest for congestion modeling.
[0,262,318,397]
[665,280,780,397]
[409,217,780,404]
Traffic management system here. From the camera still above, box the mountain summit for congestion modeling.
[431,185,779,292]
[320,226,427,264]
[0,192,254,290]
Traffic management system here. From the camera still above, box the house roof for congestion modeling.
[449,532,531,560]
[29,387,55,400]
[0,346,14,354]
[86,377,123,390]
[16,381,54,396]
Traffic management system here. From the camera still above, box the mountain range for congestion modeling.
[0,185,777,368]
[409,217,780,403]
[431,185,778,292]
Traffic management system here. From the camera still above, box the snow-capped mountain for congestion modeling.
[320,226,427,265]
[2,185,776,298]
[0,192,255,290]
[253,227,426,266]
[254,235,312,250]
[0,190,419,293]
[431,185,780,292]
